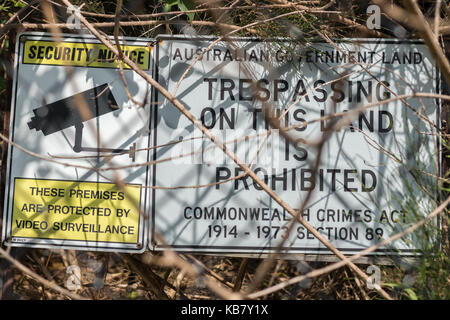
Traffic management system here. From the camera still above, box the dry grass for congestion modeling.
[9,249,420,300]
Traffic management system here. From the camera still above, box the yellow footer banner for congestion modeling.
[11,178,142,244]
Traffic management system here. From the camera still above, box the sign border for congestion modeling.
[150,35,442,256]
[2,32,154,253]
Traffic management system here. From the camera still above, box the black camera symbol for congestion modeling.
[28,83,136,161]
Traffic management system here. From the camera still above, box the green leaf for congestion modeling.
[163,0,178,11]
[162,0,195,21]
[404,288,418,300]
[11,0,25,8]
[178,0,194,22]
[0,4,11,12]
[163,0,178,12]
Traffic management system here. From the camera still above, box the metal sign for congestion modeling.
[2,32,154,252]
[151,36,440,255]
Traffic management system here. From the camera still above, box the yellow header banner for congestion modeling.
[12,178,142,244]
[23,40,150,70]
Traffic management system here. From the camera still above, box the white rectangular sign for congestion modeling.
[151,36,440,255]
[2,32,154,252]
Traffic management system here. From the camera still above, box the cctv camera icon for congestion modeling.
[27,83,136,161]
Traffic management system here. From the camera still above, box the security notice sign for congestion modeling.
[2,32,154,252]
[151,36,440,255]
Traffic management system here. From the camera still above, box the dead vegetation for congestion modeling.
[9,249,402,300]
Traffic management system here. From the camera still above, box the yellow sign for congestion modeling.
[11,178,142,244]
[23,40,150,70]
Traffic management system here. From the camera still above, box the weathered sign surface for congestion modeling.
[2,32,154,252]
[2,33,441,256]
[151,36,440,255]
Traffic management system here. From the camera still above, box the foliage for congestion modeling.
[162,0,196,22]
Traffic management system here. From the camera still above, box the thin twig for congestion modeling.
[0,247,89,300]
